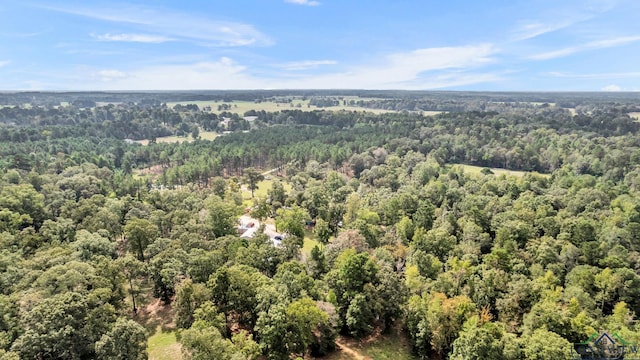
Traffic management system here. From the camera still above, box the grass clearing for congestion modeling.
[302,229,321,256]
[166,99,401,115]
[136,130,217,145]
[241,176,292,207]
[489,101,556,107]
[168,100,294,114]
[148,330,182,360]
[452,164,550,178]
[421,110,445,116]
[361,334,416,360]
[316,327,416,360]
[198,131,218,141]
[629,112,640,121]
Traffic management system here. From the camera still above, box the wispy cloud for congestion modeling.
[285,0,321,6]
[510,0,619,41]
[95,70,128,82]
[0,60,10,67]
[511,19,581,41]
[397,71,505,90]
[275,60,337,71]
[529,35,640,60]
[548,71,640,79]
[73,44,499,90]
[364,44,497,87]
[92,33,173,43]
[41,3,272,47]
[86,58,256,90]
[63,49,125,56]
[0,28,52,38]
[265,44,498,89]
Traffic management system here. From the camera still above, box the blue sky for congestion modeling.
[1,0,639,91]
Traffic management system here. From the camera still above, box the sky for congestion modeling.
[0,0,639,91]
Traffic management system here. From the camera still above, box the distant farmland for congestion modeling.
[135,130,217,146]
[166,99,417,115]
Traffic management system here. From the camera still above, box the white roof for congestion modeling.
[240,227,258,238]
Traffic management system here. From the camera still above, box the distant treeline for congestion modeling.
[1,104,639,188]
[2,90,640,108]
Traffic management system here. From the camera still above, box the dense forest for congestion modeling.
[2,91,640,360]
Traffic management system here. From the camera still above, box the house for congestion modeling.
[237,215,284,246]
[220,117,231,129]
[240,227,259,239]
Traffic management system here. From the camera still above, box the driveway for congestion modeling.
[239,214,282,242]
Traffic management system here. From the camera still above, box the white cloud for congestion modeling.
[548,71,640,79]
[43,4,271,47]
[511,20,579,41]
[285,0,321,6]
[398,71,504,90]
[338,43,497,88]
[96,70,128,82]
[0,60,9,67]
[70,44,498,90]
[275,60,337,71]
[88,58,258,90]
[92,33,173,43]
[529,35,640,60]
[0,28,52,38]
[590,35,640,47]
[510,0,619,41]
[601,84,622,91]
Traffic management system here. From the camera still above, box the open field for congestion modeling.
[629,112,640,121]
[146,321,414,360]
[148,330,181,360]
[420,110,445,116]
[241,176,292,207]
[135,130,217,145]
[315,328,416,360]
[302,229,322,255]
[452,164,550,178]
[0,104,32,109]
[166,99,402,115]
[489,101,557,107]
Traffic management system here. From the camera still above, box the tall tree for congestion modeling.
[205,196,239,239]
[275,206,309,241]
[124,218,159,261]
[116,254,145,314]
[244,167,264,198]
[95,319,148,360]
[314,218,332,245]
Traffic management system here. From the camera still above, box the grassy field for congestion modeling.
[241,176,292,207]
[146,325,415,360]
[148,330,182,360]
[0,104,32,109]
[452,164,550,178]
[302,229,322,255]
[317,329,417,360]
[489,101,557,107]
[359,333,417,360]
[136,130,217,145]
[629,112,640,121]
[166,99,403,115]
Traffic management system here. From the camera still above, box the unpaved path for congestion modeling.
[261,167,279,176]
[335,339,372,360]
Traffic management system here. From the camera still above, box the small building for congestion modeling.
[240,227,259,239]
